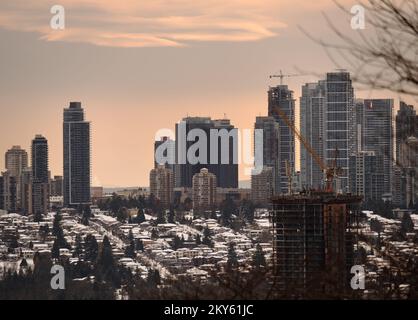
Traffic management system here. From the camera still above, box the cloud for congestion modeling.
[0,0,290,47]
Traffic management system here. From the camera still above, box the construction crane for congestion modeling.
[270,106,341,193]
[269,70,307,85]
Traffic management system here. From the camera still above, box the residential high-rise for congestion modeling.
[349,151,385,202]
[268,85,295,194]
[393,102,418,207]
[254,116,280,193]
[0,171,17,212]
[50,175,64,197]
[31,135,49,216]
[212,119,239,189]
[299,72,356,193]
[300,81,326,189]
[5,146,28,177]
[5,145,28,211]
[150,165,174,209]
[396,101,417,164]
[175,117,238,189]
[354,99,365,152]
[251,166,274,205]
[21,167,33,215]
[63,102,91,207]
[192,168,217,211]
[324,71,356,193]
[154,136,175,168]
[361,99,394,195]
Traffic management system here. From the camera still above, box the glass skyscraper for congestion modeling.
[268,85,295,194]
[325,71,356,193]
[63,102,91,207]
[31,135,49,216]
[362,99,394,194]
[300,81,326,190]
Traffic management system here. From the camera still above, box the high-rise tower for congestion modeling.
[63,102,91,207]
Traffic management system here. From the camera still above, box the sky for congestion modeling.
[0,0,415,187]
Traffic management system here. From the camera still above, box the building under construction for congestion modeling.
[270,191,362,296]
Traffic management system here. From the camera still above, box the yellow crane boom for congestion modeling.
[270,106,338,192]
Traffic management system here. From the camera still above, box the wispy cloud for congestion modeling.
[0,0,291,47]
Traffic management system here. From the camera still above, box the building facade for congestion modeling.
[349,151,385,202]
[175,117,238,189]
[50,175,63,197]
[362,99,394,195]
[393,102,418,207]
[268,85,295,194]
[254,116,280,194]
[251,166,274,205]
[150,165,174,209]
[192,168,217,211]
[31,135,49,216]
[0,171,17,212]
[63,102,91,207]
[324,71,356,193]
[5,145,28,211]
[300,81,326,189]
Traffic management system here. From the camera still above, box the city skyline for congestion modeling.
[0,0,417,303]
[0,0,415,187]
[0,90,415,188]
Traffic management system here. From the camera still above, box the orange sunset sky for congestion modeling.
[0,0,415,187]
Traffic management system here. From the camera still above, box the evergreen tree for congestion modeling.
[147,269,161,286]
[74,234,83,257]
[135,208,146,224]
[81,205,92,226]
[19,258,28,269]
[370,218,384,246]
[171,235,183,250]
[241,199,255,223]
[51,239,61,259]
[401,213,415,235]
[52,211,63,237]
[52,210,71,250]
[195,234,202,245]
[168,207,175,224]
[124,230,136,258]
[39,224,50,242]
[96,236,117,284]
[151,228,159,240]
[117,207,128,223]
[84,234,99,262]
[252,244,266,268]
[202,227,213,247]
[227,243,239,270]
[124,241,136,258]
[156,208,167,224]
[135,239,144,252]
[220,198,237,227]
[126,229,132,241]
